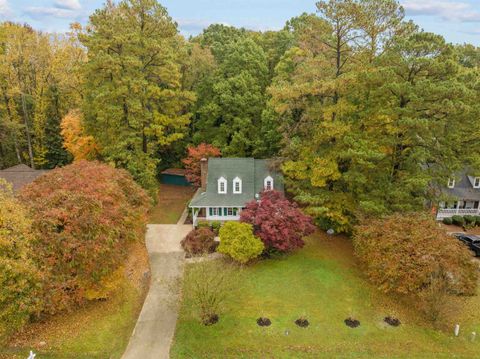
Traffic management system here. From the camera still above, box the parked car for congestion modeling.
[452,233,480,256]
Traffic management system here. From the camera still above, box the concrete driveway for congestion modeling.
[122,224,191,359]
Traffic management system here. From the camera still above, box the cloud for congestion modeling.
[54,0,81,11]
[0,0,11,17]
[402,0,480,23]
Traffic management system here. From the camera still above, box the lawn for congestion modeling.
[149,184,196,224]
[171,231,480,359]
[1,241,149,359]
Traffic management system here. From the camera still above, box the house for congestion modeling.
[189,158,284,226]
[0,164,49,192]
[436,172,480,220]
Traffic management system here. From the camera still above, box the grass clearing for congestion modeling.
[1,241,149,359]
[149,184,196,224]
[172,231,480,359]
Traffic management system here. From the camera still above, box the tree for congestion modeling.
[79,0,194,196]
[19,161,150,314]
[353,213,478,322]
[0,180,42,342]
[270,1,480,232]
[241,190,315,252]
[182,143,221,186]
[218,222,264,264]
[182,260,237,325]
[61,109,99,161]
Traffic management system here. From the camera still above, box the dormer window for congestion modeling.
[233,177,242,194]
[447,178,455,189]
[264,176,274,191]
[218,177,227,194]
[474,177,480,188]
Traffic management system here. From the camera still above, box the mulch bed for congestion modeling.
[256,317,272,327]
[203,314,219,326]
[295,318,309,328]
[344,318,360,328]
[384,316,401,327]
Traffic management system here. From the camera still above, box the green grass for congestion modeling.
[148,184,196,224]
[171,232,480,359]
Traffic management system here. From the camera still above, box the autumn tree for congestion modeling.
[270,0,480,232]
[0,180,42,342]
[354,213,478,322]
[61,109,99,161]
[19,161,150,314]
[241,190,315,252]
[79,0,194,196]
[182,143,221,186]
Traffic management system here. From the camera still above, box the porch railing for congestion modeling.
[436,208,480,220]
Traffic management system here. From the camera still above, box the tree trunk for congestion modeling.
[21,92,35,169]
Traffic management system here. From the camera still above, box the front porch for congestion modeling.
[191,206,242,226]
[436,200,480,220]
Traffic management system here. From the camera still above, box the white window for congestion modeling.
[233,177,242,194]
[447,178,455,189]
[227,208,233,216]
[218,177,227,194]
[212,207,218,216]
[264,176,274,191]
[474,177,480,188]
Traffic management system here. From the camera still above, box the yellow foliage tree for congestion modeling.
[60,109,99,161]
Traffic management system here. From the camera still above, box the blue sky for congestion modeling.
[0,0,479,45]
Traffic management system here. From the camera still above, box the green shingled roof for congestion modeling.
[189,158,284,208]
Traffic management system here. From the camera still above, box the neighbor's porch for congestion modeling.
[436,200,480,220]
[191,206,242,226]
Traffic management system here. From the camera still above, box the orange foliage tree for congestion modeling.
[19,161,150,314]
[60,109,99,161]
[182,143,221,186]
[354,213,477,321]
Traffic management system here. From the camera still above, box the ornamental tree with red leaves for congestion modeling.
[182,143,221,186]
[240,190,315,252]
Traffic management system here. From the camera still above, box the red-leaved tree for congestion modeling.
[182,143,221,186]
[240,190,315,252]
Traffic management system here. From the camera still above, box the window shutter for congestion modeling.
[209,207,212,216]
[224,208,227,216]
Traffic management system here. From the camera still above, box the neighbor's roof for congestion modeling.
[161,168,186,176]
[442,172,480,201]
[0,164,49,192]
[189,158,283,208]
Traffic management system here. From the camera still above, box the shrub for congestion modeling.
[354,213,478,323]
[182,260,237,325]
[182,143,221,186]
[181,228,216,255]
[475,216,480,226]
[0,181,42,342]
[240,190,315,252]
[442,217,452,225]
[218,222,264,264]
[197,220,210,229]
[19,161,150,314]
[464,215,476,226]
[451,215,465,227]
[211,221,222,234]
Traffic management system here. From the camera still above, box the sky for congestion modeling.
[0,0,479,46]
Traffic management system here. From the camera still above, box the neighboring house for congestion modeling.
[0,164,49,192]
[436,172,480,220]
[189,158,284,226]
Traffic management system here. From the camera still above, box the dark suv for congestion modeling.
[453,233,480,257]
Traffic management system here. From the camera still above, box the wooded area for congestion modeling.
[1,0,480,230]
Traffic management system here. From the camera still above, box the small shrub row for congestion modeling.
[197,220,221,235]
[443,215,480,227]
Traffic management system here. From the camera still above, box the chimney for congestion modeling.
[200,158,208,191]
